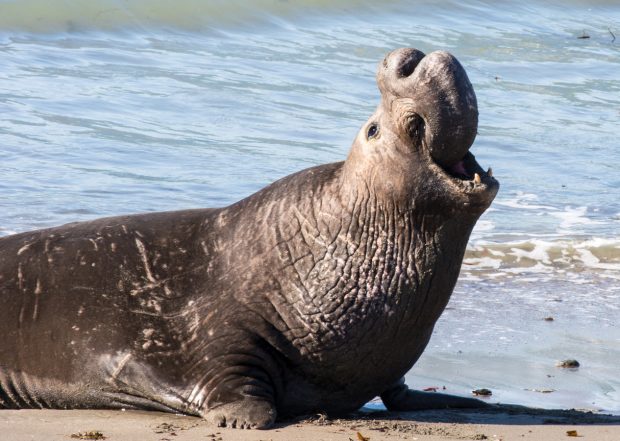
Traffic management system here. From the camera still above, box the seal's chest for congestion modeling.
[293,268,431,362]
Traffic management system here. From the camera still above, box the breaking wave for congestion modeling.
[463,237,620,277]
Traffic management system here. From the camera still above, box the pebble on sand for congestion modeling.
[557,359,580,368]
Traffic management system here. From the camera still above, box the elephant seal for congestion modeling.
[0,48,498,428]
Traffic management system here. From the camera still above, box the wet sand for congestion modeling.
[2,406,619,441]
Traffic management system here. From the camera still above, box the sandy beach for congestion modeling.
[2,406,619,441]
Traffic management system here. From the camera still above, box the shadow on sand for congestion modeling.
[298,404,620,427]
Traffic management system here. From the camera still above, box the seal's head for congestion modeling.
[344,48,498,216]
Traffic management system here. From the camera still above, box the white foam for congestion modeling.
[473,220,495,232]
[509,240,552,265]
[575,248,620,271]
[463,236,620,277]
[494,192,558,211]
[550,206,603,232]
[503,262,554,274]
[462,256,502,269]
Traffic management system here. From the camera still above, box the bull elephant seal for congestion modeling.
[0,48,498,428]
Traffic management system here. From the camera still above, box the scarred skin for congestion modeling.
[0,48,498,428]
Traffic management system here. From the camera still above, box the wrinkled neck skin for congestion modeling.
[218,163,478,376]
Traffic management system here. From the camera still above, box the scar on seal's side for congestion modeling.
[0,48,498,429]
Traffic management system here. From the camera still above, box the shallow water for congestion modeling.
[0,0,619,413]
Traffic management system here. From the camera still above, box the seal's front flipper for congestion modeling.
[203,397,276,429]
[380,377,489,411]
[194,358,278,429]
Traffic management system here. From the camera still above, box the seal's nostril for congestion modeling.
[394,48,426,78]
[398,56,419,77]
[376,48,426,97]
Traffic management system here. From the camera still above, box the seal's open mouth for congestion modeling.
[431,150,498,204]
[442,152,493,185]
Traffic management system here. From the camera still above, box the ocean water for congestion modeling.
[0,0,619,414]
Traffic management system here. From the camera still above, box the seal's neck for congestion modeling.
[266,171,478,353]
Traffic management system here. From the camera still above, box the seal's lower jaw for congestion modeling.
[431,151,499,213]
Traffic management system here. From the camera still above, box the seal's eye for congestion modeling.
[367,123,379,140]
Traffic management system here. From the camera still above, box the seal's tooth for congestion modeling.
[474,173,481,184]
[487,167,493,177]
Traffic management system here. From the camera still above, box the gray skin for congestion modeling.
[0,48,498,429]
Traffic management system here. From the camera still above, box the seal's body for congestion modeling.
[0,48,498,428]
